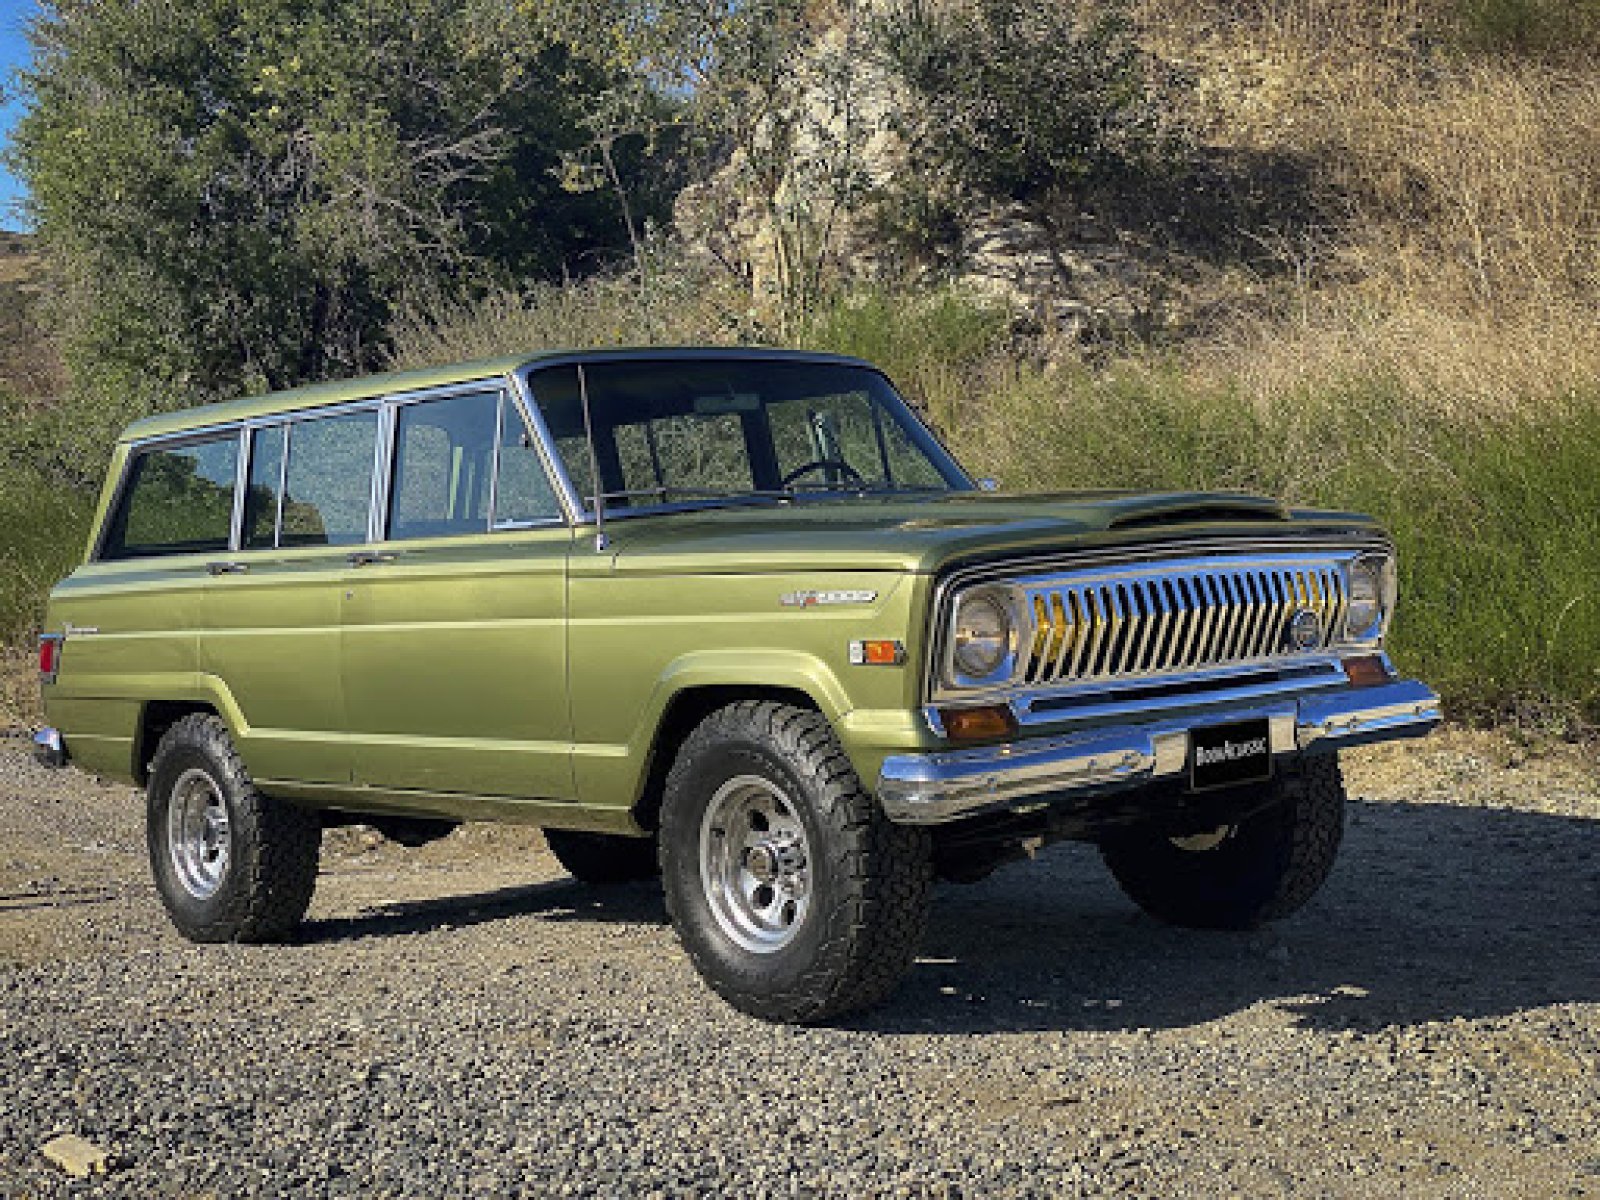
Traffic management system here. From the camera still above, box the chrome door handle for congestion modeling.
[207,561,249,575]
[347,550,398,567]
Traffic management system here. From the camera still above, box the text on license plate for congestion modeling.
[1189,718,1272,791]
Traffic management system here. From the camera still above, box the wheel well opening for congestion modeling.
[134,701,220,785]
[632,686,819,833]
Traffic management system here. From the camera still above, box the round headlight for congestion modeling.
[1345,557,1385,638]
[952,591,1013,681]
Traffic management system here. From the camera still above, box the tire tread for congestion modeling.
[148,713,320,943]
[661,700,932,1023]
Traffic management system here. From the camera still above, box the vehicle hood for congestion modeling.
[577,490,1385,576]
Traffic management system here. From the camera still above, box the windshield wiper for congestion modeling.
[845,484,950,495]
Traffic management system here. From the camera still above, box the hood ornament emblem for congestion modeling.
[1288,608,1322,651]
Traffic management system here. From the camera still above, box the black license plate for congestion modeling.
[1189,719,1272,792]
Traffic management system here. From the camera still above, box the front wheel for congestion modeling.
[659,701,933,1023]
[1099,754,1347,930]
[146,714,322,943]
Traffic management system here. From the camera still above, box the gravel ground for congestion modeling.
[1,728,1597,1198]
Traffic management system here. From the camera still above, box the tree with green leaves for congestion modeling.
[531,0,877,330]
[8,0,670,479]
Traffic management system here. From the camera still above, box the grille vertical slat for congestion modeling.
[1017,556,1357,687]
[1241,571,1270,660]
[1217,571,1245,662]
[1192,575,1221,667]
[1129,580,1159,673]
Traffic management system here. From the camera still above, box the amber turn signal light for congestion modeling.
[939,704,1018,742]
[1342,654,1391,687]
[848,639,905,666]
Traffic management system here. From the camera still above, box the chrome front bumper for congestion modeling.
[876,679,1441,825]
[32,728,67,769]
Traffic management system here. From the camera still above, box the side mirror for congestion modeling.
[977,477,1000,492]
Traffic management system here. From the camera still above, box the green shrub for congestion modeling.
[1451,0,1600,58]
[797,288,1013,433]
[0,465,94,648]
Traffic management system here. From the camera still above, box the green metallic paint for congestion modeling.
[341,529,574,800]
[41,351,1390,832]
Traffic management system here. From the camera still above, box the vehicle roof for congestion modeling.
[117,346,874,443]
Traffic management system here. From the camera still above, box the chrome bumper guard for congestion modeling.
[32,728,67,769]
[877,679,1441,825]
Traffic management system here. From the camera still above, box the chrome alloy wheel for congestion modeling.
[166,767,232,900]
[699,775,813,954]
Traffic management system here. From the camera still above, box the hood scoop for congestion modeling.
[1108,493,1290,530]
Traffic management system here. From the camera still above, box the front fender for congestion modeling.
[569,649,858,815]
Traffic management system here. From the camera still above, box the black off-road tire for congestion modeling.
[659,701,933,1024]
[1099,754,1347,930]
[543,828,660,884]
[146,713,322,943]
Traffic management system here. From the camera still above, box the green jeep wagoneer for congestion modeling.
[34,349,1441,1021]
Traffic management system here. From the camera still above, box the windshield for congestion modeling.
[525,358,971,514]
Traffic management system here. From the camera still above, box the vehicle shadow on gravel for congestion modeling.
[302,878,668,943]
[860,799,1600,1037]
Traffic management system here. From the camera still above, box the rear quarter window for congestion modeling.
[100,434,240,560]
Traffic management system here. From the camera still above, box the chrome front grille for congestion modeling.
[1020,561,1348,686]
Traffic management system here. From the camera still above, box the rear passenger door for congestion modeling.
[338,383,576,802]
[201,405,380,786]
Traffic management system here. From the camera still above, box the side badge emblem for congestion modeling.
[781,590,878,608]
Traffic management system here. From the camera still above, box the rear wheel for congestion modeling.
[659,701,933,1023]
[542,828,659,884]
[146,714,321,942]
[1099,754,1346,930]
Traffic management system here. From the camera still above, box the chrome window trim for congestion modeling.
[377,381,568,540]
[227,427,250,553]
[272,424,289,550]
[273,423,290,549]
[486,389,506,532]
[254,400,387,549]
[517,356,974,523]
[237,395,385,433]
[368,401,394,545]
[378,379,502,541]
[91,426,249,563]
[511,367,587,525]
[111,374,576,561]
[924,536,1394,707]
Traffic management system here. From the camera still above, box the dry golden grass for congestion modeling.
[385,269,756,373]
[1137,0,1600,413]
[0,652,41,730]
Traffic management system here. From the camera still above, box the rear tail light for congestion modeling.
[38,635,61,683]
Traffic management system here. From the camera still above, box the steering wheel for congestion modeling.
[779,458,865,489]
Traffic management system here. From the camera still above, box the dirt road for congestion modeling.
[1,730,1597,1197]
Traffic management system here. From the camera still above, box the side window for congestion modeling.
[494,397,562,526]
[281,410,379,547]
[388,390,497,540]
[101,433,239,560]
